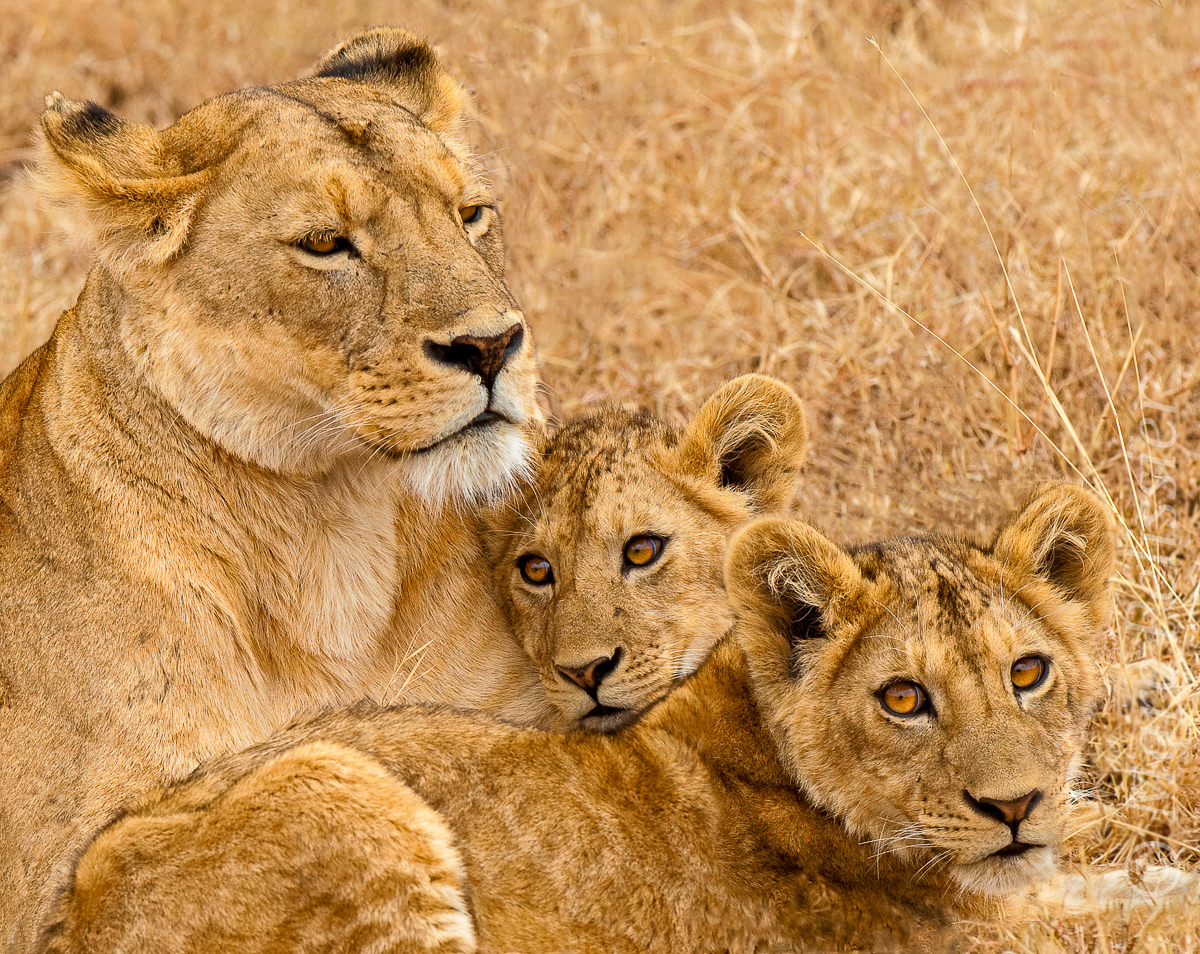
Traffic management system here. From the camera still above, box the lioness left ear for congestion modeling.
[676,375,808,513]
[312,28,470,154]
[991,483,1114,630]
[38,95,214,270]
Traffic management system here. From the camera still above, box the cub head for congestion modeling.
[727,484,1113,899]
[486,374,808,730]
[37,28,538,499]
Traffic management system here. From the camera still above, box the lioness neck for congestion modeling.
[16,269,532,718]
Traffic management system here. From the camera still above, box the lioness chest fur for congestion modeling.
[40,484,1114,953]
[0,29,555,946]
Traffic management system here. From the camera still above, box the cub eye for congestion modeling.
[1011,655,1048,691]
[623,535,664,568]
[298,234,349,255]
[459,204,483,225]
[519,555,554,586]
[880,681,929,717]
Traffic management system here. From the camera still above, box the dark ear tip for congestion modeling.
[40,96,123,142]
[313,27,441,83]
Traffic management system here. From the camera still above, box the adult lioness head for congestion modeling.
[728,483,1113,898]
[37,27,537,499]
[486,374,807,729]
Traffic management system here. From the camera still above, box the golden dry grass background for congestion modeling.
[1,0,1197,948]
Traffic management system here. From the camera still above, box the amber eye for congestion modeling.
[298,234,344,255]
[623,535,664,568]
[519,555,554,586]
[459,204,483,224]
[1011,655,1048,691]
[880,681,928,717]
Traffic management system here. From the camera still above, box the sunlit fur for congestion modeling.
[0,29,552,948]
[484,374,808,727]
[38,485,1119,953]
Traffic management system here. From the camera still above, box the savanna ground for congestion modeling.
[1,0,1197,948]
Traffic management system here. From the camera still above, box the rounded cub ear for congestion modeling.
[676,374,808,513]
[312,28,469,150]
[990,483,1114,631]
[38,94,213,271]
[726,517,867,664]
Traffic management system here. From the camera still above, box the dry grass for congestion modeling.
[2,0,1197,946]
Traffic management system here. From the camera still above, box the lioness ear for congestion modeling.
[38,95,213,271]
[313,29,469,152]
[726,518,866,654]
[991,483,1114,630]
[677,375,808,513]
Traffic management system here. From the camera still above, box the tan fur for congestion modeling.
[484,374,808,727]
[0,28,558,948]
[39,484,1115,952]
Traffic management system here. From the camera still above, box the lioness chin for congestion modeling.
[40,484,1117,953]
[0,28,556,947]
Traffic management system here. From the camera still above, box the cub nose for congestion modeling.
[965,789,1043,828]
[556,648,623,699]
[425,323,524,391]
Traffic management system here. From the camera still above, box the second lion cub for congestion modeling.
[485,373,808,728]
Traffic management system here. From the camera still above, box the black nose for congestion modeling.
[425,323,524,391]
[965,789,1043,832]
[556,648,623,701]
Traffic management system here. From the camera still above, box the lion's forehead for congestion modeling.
[177,83,471,196]
[531,410,682,527]
[856,538,1054,676]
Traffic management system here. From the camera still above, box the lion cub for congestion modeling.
[484,373,808,729]
[40,484,1120,953]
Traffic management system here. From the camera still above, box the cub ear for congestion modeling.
[726,517,867,659]
[991,483,1114,630]
[312,28,469,151]
[38,95,213,271]
[676,375,808,513]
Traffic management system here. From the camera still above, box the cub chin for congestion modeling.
[484,373,808,730]
[38,484,1116,954]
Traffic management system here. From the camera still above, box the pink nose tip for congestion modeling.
[556,649,623,696]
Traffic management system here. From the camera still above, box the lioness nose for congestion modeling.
[966,789,1043,827]
[425,323,524,391]
[556,648,623,698]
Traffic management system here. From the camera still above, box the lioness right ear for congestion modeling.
[676,375,808,513]
[38,95,213,271]
[726,518,866,655]
[312,29,470,155]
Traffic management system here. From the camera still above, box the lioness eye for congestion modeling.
[880,681,928,717]
[1011,655,1048,691]
[519,555,554,586]
[459,204,482,224]
[623,535,664,568]
[298,234,344,255]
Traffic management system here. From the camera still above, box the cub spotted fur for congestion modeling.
[40,484,1114,952]
[485,373,808,728]
[0,28,553,947]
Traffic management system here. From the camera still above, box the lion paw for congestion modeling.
[1104,658,1177,710]
[1032,863,1200,920]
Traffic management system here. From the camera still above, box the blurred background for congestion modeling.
[2,1,1197,947]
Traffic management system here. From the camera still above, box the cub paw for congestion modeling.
[1031,863,1200,920]
[1104,658,1177,710]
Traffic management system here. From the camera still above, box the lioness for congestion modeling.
[0,28,555,946]
[38,484,1120,952]
[485,373,808,728]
